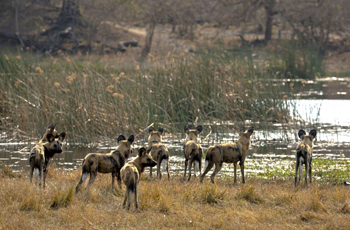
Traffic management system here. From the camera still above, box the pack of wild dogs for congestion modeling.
[29,124,317,210]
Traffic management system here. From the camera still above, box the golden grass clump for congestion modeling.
[236,185,264,204]
[50,186,74,209]
[199,184,225,204]
[1,163,16,178]
[20,196,42,212]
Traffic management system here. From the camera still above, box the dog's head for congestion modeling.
[43,132,66,153]
[238,127,254,148]
[184,125,203,142]
[117,135,134,158]
[42,124,59,142]
[148,127,164,145]
[138,147,157,168]
[298,129,316,147]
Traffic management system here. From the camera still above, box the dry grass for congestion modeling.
[0,168,349,230]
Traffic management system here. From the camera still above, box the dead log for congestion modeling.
[122,41,138,47]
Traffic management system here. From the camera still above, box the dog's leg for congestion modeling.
[112,172,117,190]
[305,155,309,187]
[199,153,202,176]
[183,159,188,181]
[127,189,132,210]
[157,159,162,180]
[188,158,193,182]
[87,170,97,188]
[233,162,237,184]
[149,166,153,179]
[240,161,245,184]
[122,188,128,209]
[43,166,48,189]
[298,157,303,185]
[309,158,312,184]
[39,167,43,187]
[200,161,214,183]
[210,162,222,184]
[134,183,138,209]
[117,172,122,189]
[166,160,170,180]
[294,158,299,187]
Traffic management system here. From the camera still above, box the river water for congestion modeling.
[1,77,350,180]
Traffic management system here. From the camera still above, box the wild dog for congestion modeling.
[183,125,203,181]
[147,127,170,180]
[75,135,134,193]
[200,127,254,184]
[121,147,157,210]
[295,129,316,187]
[29,132,67,188]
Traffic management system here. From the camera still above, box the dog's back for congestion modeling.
[121,162,139,193]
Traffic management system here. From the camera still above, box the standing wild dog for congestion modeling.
[29,132,67,188]
[183,125,203,181]
[147,127,170,180]
[200,127,254,184]
[121,147,157,210]
[295,129,317,187]
[75,135,134,193]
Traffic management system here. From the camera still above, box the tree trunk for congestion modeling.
[264,0,276,43]
[140,22,156,60]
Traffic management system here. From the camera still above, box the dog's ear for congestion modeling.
[148,127,154,133]
[46,133,55,143]
[58,132,66,142]
[196,125,203,134]
[184,125,190,134]
[117,135,126,143]
[138,147,146,157]
[158,127,164,135]
[298,130,306,139]
[309,130,317,139]
[246,127,254,138]
[47,124,56,134]
[127,135,135,144]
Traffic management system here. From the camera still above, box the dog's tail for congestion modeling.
[204,146,216,169]
[33,168,39,184]
[161,151,169,171]
[81,160,90,184]
[297,144,307,158]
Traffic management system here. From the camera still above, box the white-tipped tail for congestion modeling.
[34,168,39,183]
[34,168,39,178]
[195,161,199,172]
[82,172,88,184]
[161,159,168,171]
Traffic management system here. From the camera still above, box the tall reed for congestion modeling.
[0,49,291,141]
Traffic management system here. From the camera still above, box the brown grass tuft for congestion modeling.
[199,184,225,204]
[50,186,74,209]
[236,185,264,204]
[1,162,16,178]
[341,202,350,214]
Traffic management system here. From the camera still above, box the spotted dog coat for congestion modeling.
[75,135,134,193]
[200,127,254,184]
[295,129,317,187]
[147,127,170,180]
